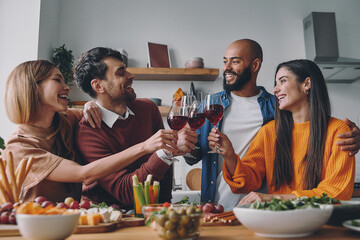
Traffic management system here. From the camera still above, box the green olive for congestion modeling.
[156,214,167,227]
[165,229,178,239]
[164,220,176,230]
[168,210,179,223]
[179,215,190,226]
[186,206,195,215]
[177,225,187,237]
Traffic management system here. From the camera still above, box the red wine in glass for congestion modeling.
[204,93,224,153]
[188,112,206,130]
[167,115,189,131]
[204,104,224,126]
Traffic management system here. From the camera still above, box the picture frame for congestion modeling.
[147,42,171,68]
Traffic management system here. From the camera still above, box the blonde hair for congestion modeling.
[5,60,52,124]
[5,60,74,159]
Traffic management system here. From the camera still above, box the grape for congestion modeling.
[80,200,90,209]
[214,204,224,213]
[35,196,47,205]
[56,202,68,209]
[0,212,9,224]
[70,201,80,209]
[202,203,215,214]
[42,201,54,208]
[64,197,75,207]
[1,202,13,211]
[8,212,16,224]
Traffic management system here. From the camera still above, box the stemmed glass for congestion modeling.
[182,95,207,158]
[166,96,189,158]
[204,92,224,153]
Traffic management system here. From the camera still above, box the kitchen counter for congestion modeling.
[6,224,360,239]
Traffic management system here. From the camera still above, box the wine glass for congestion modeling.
[204,93,224,153]
[182,96,206,159]
[188,98,206,131]
[166,96,189,158]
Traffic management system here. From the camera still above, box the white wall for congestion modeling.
[53,0,360,181]
[0,0,41,139]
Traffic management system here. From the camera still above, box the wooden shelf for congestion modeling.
[127,67,219,81]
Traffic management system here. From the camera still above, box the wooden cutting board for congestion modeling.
[0,225,19,236]
[202,211,240,226]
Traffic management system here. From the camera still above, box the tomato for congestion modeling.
[163,202,171,208]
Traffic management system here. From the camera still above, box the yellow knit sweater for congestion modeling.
[223,117,355,200]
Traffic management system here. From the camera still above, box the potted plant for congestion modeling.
[0,136,4,154]
[52,44,74,85]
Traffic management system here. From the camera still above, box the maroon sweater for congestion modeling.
[75,99,173,209]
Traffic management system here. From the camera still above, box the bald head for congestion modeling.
[227,39,263,62]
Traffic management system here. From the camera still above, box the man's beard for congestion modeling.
[107,87,136,104]
[223,65,252,93]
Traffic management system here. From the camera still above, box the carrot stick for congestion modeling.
[153,181,160,203]
[149,185,155,204]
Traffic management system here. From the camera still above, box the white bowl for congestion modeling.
[16,212,80,240]
[233,204,333,238]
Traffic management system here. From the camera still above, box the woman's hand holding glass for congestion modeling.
[208,128,237,175]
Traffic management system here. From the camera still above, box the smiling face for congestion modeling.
[102,56,135,103]
[38,68,70,114]
[222,41,253,91]
[273,67,309,113]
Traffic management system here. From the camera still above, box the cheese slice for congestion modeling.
[110,210,122,222]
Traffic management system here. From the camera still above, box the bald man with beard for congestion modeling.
[185,39,360,210]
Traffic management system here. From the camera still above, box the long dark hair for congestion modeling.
[272,59,331,190]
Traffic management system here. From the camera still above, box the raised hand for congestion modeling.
[175,125,198,156]
[83,100,102,128]
[208,127,238,174]
[208,128,235,159]
[142,129,178,155]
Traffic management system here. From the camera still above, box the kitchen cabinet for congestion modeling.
[127,67,219,81]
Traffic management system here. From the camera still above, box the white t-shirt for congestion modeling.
[214,91,263,211]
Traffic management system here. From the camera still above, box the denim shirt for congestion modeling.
[185,86,275,203]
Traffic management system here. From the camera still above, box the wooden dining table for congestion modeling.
[5,224,360,240]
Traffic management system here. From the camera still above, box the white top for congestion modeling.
[95,101,175,165]
[215,91,264,211]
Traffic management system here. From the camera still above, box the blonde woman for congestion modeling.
[3,60,179,203]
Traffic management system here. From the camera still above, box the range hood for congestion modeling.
[303,12,360,83]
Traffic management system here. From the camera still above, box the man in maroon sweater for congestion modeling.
[73,47,197,209]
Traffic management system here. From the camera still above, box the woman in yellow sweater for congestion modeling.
[208,59,355,204]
